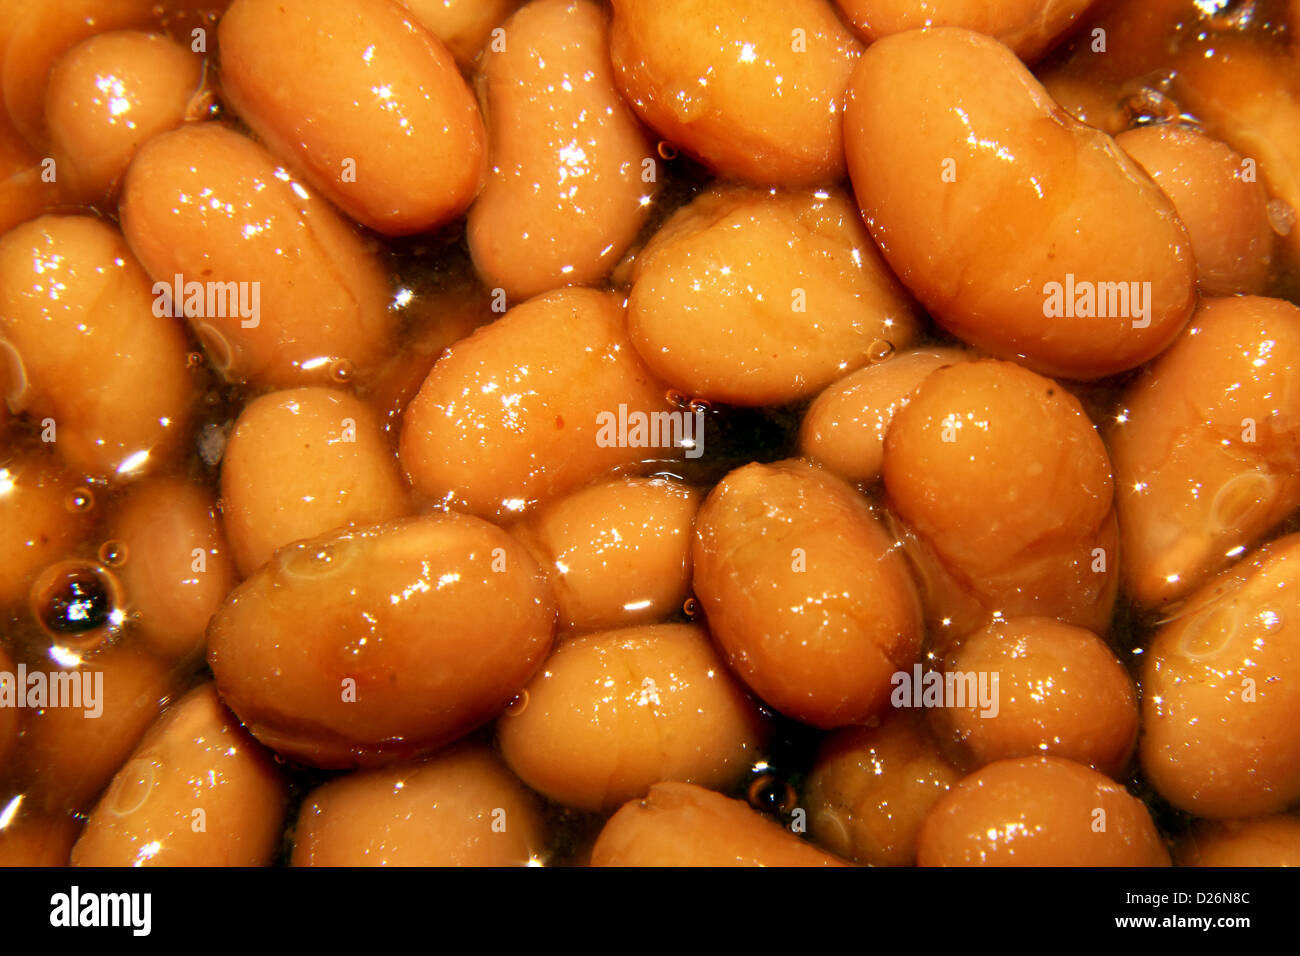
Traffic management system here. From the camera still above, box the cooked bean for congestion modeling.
[917,756,1170,866]
[0,645,17,770]
[805,710,961,867]
[845,27,1196,380]
[71,684,287,866]
[626,185,919,406]
[1140,534,1300,818]
[693,459,923,728]
[398,0,520,66]
[1111,297,1300,609]
[399,287,673,520]
[498,623,767,811]
[208,515,556,768]
[591,781,847,866]
[0,452,90,607]
[219,0,486,235]
[1176,815,1300,867]
[514,477,698,633]
[0,800,80,867]
[883,360,1118,642]
[608,0,862,186]
[120,123,396,388]
[221,387,410,576]
[468,0,657,301]
[291,746,546,866]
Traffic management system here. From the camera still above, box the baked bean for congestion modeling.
[0,113,62,237]
[208,514,556,768]
[0,215,196,480]
[0,452,90,607]
[835,0,1095,61]
[693,459,923,728]
[608,0,862,186]
[14,644,180,813]
[0,799,80,867]
[291,746,546,866]
[805,710,962,867]
[591,781,847,866]
[845,28,1196,380]
[798,348,967,485]
[45,31,205,205]
[71,684,287,866]
[468,0,657,301]
[1176,815,1300,867]
[221,387,410,576]
[120,123,396,388]
[107,476,237,663]
[917,756,1170,866]
[515,477,698,633]
[1140,533,1300,818]
[883,360,1119,642]
[0,645,17,771]
[1111,297,1300,609]
[1116,125,1276,295]
[398,0,520,66]
[626,185,919,407]
[928,617,1138,778]
[219,0,486,236]
[498,623,767,812]
[399,287,673,520]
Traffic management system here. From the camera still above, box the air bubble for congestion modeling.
[328,358,354,384]
[657,141,679,161]
[97,541,129,568]
[504,689,530,717]
[30,560,124,648]
[747,773,798,817]
[682,596,699,618]
[868,339,896,363]
[66,488,94,513]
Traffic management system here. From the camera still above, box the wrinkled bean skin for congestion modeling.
[608,0,863,186]
[291,746,547,866]
[498,623,768,812]
[219,0,486,236]
[883,360,1118,642]
[399,288,673,520]
[71,684,288,866]
[917,756,1170,866]
[1176,815,1300,867]
[208,515,556,768]
[1140,534,1300,818]
[468,0,657,301]
[120,124,396,388]
[591,782,848,867]
[1111,297,1300,609]
[626,185,919,407]
[845,28,1196,380]
[0,216,196,480]
[693,459,923,728]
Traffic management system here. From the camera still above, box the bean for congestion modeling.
[1176,815,1300,867]
[207,514,556,768]
[0,801,80,866]
[0,644,17,770]
[397,0,520,66]
[692,459,923,728]
[626,185,919,406]
[844,27,1196,380]
[0,452,90,607]
[71,684,287,866]
[218,0,486,236]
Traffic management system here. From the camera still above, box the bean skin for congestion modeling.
[1176,815,1300,867]
[207,515,556,768]
[397,0,521,66]
[845,27,1196,380]
[219,0,486,236]
[1111,297,1300,609]
[468,0,658,301]
[0,803,80,867]
[608,0,863,186]
[591,782,848,867]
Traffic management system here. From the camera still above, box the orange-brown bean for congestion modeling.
[0,800,80,867]
[468,0,657,301]
[208,515,556,768]
[591,782,847,867]
[693,459,923,728]
[608,0,862,186]
[219,0,486,236]
[883,360,1118,642]
[398,0,520,66]
[498,624,767,812]
[1140,534,1300,818]
[221,387,410,576]
[845,28,1196,380]
[917,756,1170,866]
[0,452,90,607]
[291,746,546,866]
[0,645,17,771]
[1176,815,1300,867]
[1111,297,1300,609]
[71,684,287,866]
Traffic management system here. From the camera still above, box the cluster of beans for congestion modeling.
[1,0,1300,868]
